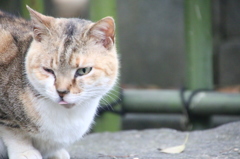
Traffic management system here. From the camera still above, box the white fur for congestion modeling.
[1,128,42,159]
[32,96,101,158]
[1,87,106,159]
[0,96,101,159]
[0,138,7,158]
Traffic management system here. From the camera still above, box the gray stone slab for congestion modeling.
[69,121,240,159]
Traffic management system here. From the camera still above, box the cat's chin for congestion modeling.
[58,101,75,109]
[62,104,75,109]
[61,104,75,109]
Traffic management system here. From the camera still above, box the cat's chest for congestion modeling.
[33,99,99,146]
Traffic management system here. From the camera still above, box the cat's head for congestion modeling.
[25,6,119,108]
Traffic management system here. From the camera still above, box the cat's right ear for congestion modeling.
[88,17,115,50]
[26,5,54,42]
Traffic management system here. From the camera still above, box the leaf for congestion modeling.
[159,144,185,154]
[158,133,189,154]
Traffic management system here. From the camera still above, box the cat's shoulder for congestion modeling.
[0,10,32,65]
[0,10,28,25]
[0,28,18,65]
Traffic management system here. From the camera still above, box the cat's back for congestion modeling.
[0,11,35,130]
[0,10,33,101]
[0,10,32,37]
[0,10,32,66]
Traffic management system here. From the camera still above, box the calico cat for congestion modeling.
[0,6,119,159]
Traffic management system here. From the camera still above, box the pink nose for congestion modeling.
[57,90,69,98]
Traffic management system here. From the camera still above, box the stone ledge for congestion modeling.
[69,121,240,159]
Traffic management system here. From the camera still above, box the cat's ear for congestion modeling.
[26,5,54,42]
[88,17,115,49]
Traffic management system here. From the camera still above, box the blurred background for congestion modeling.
[1,0,240,132]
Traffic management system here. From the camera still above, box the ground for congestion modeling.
[69,121,240,159]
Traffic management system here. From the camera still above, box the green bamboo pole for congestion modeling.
[21,0,44,18]
[123,89,240,115]
[90,0,121,132]
[185,0,213,129]
[90,0,117,22]
[185,0,213,90]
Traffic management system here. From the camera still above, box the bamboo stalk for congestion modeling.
[123,89,240,115]
[90,0,117,22]
[184,0,213,129]
[185,0,213,90]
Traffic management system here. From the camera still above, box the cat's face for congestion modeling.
[25,7,118,108]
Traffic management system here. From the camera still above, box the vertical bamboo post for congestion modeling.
[90,0,117,22]
[185,0,213,90]
[185,0,213,129]
[21,0,44,18]
[90,0,121,132]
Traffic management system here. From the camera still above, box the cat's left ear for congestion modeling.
[26,5,54,42]
[88,17,115,50]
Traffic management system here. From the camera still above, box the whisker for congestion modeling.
[103,94,118,103]
[100,98,113,111]
[105,92,121,101]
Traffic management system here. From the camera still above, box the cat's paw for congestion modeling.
[48,149,70,159]
[9,149,42,159]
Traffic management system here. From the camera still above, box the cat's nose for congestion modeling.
[57,90,69,98]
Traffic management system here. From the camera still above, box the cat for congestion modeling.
[0,5,119,159]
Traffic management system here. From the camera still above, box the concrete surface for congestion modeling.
[69,121,240,159]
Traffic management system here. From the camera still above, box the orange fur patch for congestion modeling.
[18,88,40,123]
[0,30,18,64]
[32,68,49,80]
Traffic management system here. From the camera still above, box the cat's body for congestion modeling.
[0,6,118,159]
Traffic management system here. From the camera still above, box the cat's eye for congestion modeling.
[75,67,92,77]
[43,67,54,75]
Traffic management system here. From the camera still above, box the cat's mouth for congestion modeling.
[58,101,75,109]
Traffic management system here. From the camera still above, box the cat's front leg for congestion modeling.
[1,129,42,159]
[9,149,42,159]
[48,149,70,159]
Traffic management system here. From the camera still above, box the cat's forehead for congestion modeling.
[56,18,92,38]
[43,19,92,68]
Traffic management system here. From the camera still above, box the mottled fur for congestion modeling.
[0,6,118,159]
